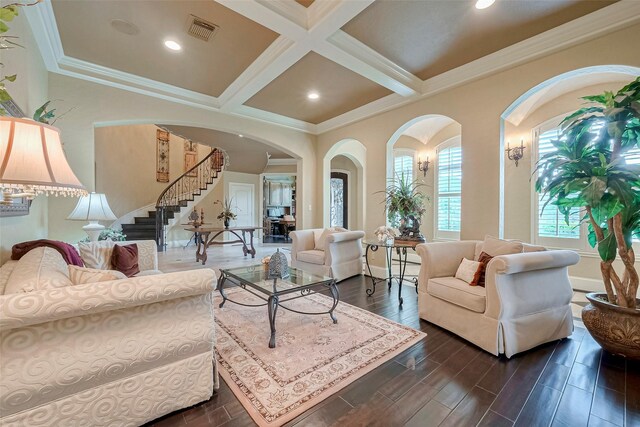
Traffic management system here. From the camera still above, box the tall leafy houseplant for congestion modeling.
[379,173,428,242]
[535,77,640,310]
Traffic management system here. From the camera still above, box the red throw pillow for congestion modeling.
[470,251,493,287]
[111,243,140,277]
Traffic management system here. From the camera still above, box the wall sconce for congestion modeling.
[506,139,526,167]
[418,156,430,176]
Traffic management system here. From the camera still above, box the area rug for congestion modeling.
[214,288,426,426]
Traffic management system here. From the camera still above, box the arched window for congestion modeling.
[393,150,414,181]
[435,137,461,239]
[533,117,640,248]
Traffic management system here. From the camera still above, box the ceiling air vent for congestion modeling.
[186,15,219,42]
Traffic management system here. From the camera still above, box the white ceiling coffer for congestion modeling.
[187,15,219,42]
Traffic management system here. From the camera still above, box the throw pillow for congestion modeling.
[111,243,140,277]
[454,258,481,284]
[479,235,524,258]
[470,251,493,287]
[68,265,127,285]
[4,247,73,294]
[78,240,116,269]
[315,228,338,251]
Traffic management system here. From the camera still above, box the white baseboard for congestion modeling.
[570,276,604,293]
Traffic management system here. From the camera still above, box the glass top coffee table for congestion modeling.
[218,265,339,348]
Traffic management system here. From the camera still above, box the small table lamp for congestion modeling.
[67,192,117,241]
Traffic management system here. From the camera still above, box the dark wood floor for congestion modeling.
[149,276,640,427]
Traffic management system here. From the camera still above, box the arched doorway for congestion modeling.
[322,139,366,230]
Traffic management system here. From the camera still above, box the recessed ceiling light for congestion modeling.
[475,0,495,9]
[238,134,244,138]
[307,91,320,100]
[164,40,182,51]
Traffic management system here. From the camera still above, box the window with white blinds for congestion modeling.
[535,120,640,242]
[393,153,413,181]
[436,144,462,234]
[536,127,581,239]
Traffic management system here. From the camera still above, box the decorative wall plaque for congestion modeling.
[156,129,170,182]
[184,139,198,177]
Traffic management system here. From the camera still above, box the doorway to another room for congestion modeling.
[262,175,296,244]
[330,172,348,228]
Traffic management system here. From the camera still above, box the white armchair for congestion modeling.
[416,240,580,358]
[290,228,365,282]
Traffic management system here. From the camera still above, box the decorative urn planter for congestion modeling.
[224,219,230,229]
[582,292,640,360]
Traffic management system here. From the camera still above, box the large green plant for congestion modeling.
[380,173,428,227]
[535,77,640,309]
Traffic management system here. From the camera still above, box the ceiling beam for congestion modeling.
[216,0,419,110]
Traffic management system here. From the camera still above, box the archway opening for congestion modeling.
[500,65,640,245]
[384,114,461,242]
[322,139,366,230]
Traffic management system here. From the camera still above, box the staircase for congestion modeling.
[154,148,225,250]
[121,207,180,241]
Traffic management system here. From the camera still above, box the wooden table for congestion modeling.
[185,226,265,265]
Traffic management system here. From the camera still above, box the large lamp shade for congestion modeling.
[0,117,86,197]
[67,192,118,241]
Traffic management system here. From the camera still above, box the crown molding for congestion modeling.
[219,38,309,111]
[215,0,307,40]
[59,56,221,108]
[322,30,421,95]
[267,158,298,166]
[232,105,317,134]
[256,0,309,30]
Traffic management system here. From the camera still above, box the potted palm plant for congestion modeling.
[379,173,428,242]
[535,77,640,359]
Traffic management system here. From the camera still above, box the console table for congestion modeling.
[185,226,265,265]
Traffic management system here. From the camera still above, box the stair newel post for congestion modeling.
[155,206,164,252]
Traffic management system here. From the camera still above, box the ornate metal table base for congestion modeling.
[364,242,418,306]
[193,228,259,265]
[218,271,339,348]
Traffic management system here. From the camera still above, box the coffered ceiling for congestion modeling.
[245,52,392,124]
[342,0,616,80]
[25,0,637,134]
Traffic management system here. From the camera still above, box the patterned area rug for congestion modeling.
[214,288,426,426]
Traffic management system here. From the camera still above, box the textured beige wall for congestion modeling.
[315,23,640,280]
[95,124,213,218]
[0,15,49,263]
[44,74,316,244]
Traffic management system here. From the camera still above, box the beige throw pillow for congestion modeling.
[68,265,127,285]
[479,235,524,257]
[4,247,73,294]
[455,258,482,284]
[314,228,337,251]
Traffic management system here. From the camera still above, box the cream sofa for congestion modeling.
[417,240,580,358]
[290,228,365,282]
[0,240,218,426]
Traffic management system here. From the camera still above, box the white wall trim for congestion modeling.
[570,276,604,293]
[268,158,297,166]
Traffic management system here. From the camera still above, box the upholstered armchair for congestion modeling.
[290,228,365,281]
[416,240,580,358]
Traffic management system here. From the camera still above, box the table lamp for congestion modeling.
[67,192,117,241]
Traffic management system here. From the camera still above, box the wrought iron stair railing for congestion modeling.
[155,148,225,250]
